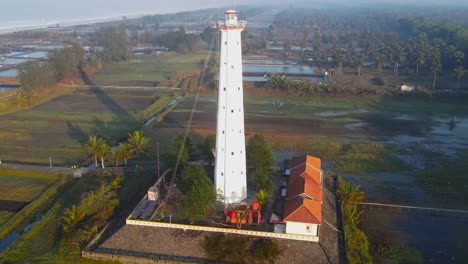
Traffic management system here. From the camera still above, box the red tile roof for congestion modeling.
[290,155,322,186]
[283,198,322,224]
[286,176,323,201]
[284,155,323,224]
[291,155,321,171]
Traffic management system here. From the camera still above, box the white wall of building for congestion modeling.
[285,221,319,236]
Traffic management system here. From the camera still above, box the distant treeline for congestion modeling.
[19,26,129,91]
[19,43,85,90]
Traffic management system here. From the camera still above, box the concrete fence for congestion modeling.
[126,219,319,242]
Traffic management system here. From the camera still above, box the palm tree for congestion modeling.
[97,141,110,168]
[389,43,405,77]
[60,205,86,233]
[414,49,426,74]
[118,143,133,167]
[85,135,103,168]
[454,51,465,66]
[352,54,365,77]
[313,40,324,61]
[413,33,429,73]
[429,48,442,91]
[332,47,345,74]
[127,131,150,164]
[454,66,465,90]
[374,55,385,76]
[111,144,125,167]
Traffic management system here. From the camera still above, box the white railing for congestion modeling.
[217,20,247,28]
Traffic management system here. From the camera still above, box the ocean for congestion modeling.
[0,0,227,34]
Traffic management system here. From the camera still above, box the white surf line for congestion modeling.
[356,202,468,214]
[58,83,181,90]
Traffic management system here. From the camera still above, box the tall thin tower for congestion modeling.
[215,10,247,204]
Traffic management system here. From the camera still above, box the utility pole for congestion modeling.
[157,142,160,179]
[49,155,52,168]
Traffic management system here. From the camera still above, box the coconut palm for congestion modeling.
[313,40,324,61]
[96,141,110,168]
[120,144,133,167]
[111,144,125,167]
[127,131,150,164]
[374,55,386,76]
[332,47,345,74]
[389,42,405,77]
[454,51,465,66]
[454,66,465,90]
[85,135,103,167]
[60,205,86,233]
[429,48,442,91]
[352,54,365,77]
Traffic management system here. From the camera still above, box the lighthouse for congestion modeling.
[214,10,247,204]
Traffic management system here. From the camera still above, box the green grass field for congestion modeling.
[0,53,204,165]
[0,88,167,165]
[0,169,59,202]
[92,53,206,87]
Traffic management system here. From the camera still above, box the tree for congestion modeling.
[454,50,465,66]
[95,27,130,62]
[429,47,442,91]
[96,140,110,168]
[389,42,405,77]
[201,134,216,164]
[252,238,282,262]
[313,40,323,61]
[60,205,86,233]
[352,54,365,76]
[255,189,268,207]
[337,179,364,206]
[454,66,465,90]
[374,55,385,76]
[247,135,275,193]
[165,135,192,170]
[15,91,27,109]
[85,135,103,167]
[176,165,216,223]
[119,143,133,167]
[127,130,150,164]
[111,143,130,167]
[332,47,345,74]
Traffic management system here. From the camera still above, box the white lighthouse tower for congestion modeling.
[214,10,247,204]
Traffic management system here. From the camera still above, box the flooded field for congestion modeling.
[0,69,18,78]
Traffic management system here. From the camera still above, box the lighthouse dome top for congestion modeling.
[225,10,238,14]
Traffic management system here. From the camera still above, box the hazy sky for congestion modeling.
[2,0,467,26]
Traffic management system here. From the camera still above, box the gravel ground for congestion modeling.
[95,189,340,264]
